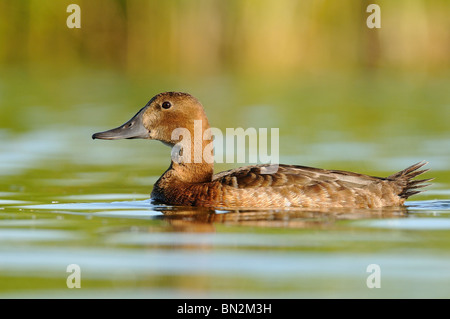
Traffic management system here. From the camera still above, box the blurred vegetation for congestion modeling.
[0,0,448,76]
[0,0,448,139]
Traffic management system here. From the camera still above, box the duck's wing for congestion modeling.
[212,164,380,190]
[211,163,431,208]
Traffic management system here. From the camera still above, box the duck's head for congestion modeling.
[92,92,210,146]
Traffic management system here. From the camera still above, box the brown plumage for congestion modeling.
[92,92,432,209]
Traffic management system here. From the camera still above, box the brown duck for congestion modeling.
[92,92,431,209]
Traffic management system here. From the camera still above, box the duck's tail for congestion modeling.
[387,161,433,199]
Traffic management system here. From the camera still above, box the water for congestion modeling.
[0,72,449,298]
[1,196,449,298]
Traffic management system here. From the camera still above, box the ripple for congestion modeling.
[354,217,450,230]
[0,247,449,284]
[104,231,414,247]
[59,194,149,201]
[0,219,65,227]
[94,210,161,218]
[0,229,81,242]
[0,199,30,205]
[18,199,153,211]
[406,200,450,211]
[424,190,450,196]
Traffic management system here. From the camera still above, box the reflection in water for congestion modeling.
[154,204,408,232]
[17,198,409,232]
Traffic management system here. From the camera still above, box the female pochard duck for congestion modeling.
[92,92,431,209]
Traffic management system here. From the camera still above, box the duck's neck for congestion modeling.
[170,161,214,183]
[166,118,214,183]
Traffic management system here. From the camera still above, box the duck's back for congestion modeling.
[152,162,430,208]
[206,162,430,208]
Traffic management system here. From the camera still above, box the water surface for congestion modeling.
[0,72,449,298]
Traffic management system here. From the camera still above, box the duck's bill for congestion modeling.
[92,107,150,140]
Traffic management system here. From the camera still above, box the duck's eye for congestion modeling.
[161,101,172,109]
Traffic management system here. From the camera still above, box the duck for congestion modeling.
[92,91,431,209]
